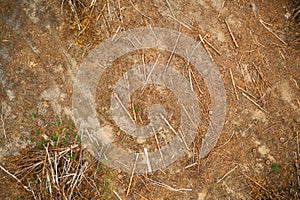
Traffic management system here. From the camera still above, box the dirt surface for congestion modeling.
[0,0,300,199]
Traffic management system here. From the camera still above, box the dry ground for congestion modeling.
[0,0,300,199]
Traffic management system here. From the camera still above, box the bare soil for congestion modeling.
[0,0,299,199]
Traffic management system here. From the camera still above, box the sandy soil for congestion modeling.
[0,0,299,199]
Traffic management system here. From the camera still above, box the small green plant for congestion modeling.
[134,106,139,111]
[271,165,280,171]
[52,135,58,141]
[32,113,37,118]
[39,140,44,148]
[70,152,76,159]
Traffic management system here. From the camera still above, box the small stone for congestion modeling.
[279,138,285,143]
[265,160,271,165]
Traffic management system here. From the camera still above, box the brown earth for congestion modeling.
[0,0,299,199]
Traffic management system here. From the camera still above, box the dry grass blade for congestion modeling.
[130,1,151,20]
[259,19,287,45]
[225,19,239,48]
[1,102,7,139]
[2,136,103,199]
[145,176,192,192]
[0,164,36,199]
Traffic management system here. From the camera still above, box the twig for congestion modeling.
[127,153,139,196]
[145,177,192,192]
[1,102,7,139]
[202,38,221,55]
[130,1,151,20]
[189,69,204,94]
[218,1,225,18]
[107,0,112,21]
[141,54,161,94]
[259,19,287,45]
[144,148,152,173]
[229,68,239,101]
[217,165,238,183]
[165,0,175,17]
[165,32,181,71]
[253,62,269,87]
[113,190,123,200]
[188,69,194,92]
[113,92,135,123]
[0,164,36,198]
[242,92,267,112]
[153,127,165,167]
[159,113,182,143]
[167,14,192,30]
[199,34,214,61]
[111,25,121,41]
[181,104,198,129]
[296,132,300,187]
[225,19,239,48]
[217,131,235,149]
[241,172,272,195]
[184,162,197,169]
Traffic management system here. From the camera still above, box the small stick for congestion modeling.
[190,69,204,94]
[181,104,198,129]
[242,92,267,112]
[141,54,161,93]
[165,0,175,17]
[259,19,287,45]
[217,131,235,149]
[134,192,148,200]
[217,165,238,183]
[128,30,142,46]
[225,19,239,48]
[199,34,214,61]
[111,25,121,41]
[113,92,135,123]
[159,113,182,142]
[241,172,272,195]
[127,153,139,195]
[0,164,36,198]
[96,4,107,21]
[145,177,192,192]
[107,0,112,21]
[203,38,221,55]
[1,102,7,139]
[44,144,56,184]
[165,32,181,71]
[188,69,194,92]
[144,148,152,173]
[229,68,239,101]
[218,1,225,18]
[153,127,165,167]
[253,62,269,87]
[178,129,190,151]
[293,78,300,89]
[113,190,123,200]
[167,14,192,30]
[130,1,151,20]
[185,162,198,169]
[117,0,125,28]
[297,132,299,157]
